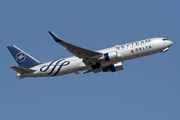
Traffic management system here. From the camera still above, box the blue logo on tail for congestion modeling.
[15,52,26,62]
[7,45,41,68]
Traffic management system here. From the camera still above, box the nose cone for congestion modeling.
[165,40,173,47]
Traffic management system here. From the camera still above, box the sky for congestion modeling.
[1,0,180,120]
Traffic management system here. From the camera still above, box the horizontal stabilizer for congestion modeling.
[10,66,35,74]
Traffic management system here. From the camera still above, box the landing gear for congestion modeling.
[91,63,101,69]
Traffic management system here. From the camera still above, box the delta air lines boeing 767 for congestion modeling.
[7,31,173,79]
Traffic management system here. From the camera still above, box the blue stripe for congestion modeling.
[104,53,110,61]
[40,60,56,72]
[48,60,63,74]
[110,64,116,72]
[53,61,70,76]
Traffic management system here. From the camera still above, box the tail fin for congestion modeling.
[7,45,41,68]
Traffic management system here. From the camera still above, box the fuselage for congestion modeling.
[17,37,173,78]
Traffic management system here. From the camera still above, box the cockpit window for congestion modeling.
[163,39,168,41]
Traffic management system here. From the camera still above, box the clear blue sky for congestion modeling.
[1,0,179,120]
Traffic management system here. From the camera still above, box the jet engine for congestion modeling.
[103,62,124,72]
[98,51,121,61]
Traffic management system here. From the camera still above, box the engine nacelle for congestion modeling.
[103,62,124,72]
[99,51,121,62]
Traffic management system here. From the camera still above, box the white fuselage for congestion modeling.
[17,37,173,78]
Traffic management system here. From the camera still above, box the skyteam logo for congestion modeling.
[40,59,70,76]
[15,52,26,62]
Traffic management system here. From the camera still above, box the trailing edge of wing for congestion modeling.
[10,66,35,74]
[48,31,102,60]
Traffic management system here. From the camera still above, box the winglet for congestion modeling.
[48,31,62,42]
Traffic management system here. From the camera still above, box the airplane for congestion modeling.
[7,31,173,79]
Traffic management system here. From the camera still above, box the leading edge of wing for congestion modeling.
[48,31,62,42]
[48,31,102,59]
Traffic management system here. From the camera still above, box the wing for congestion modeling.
[48,31,102,61]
